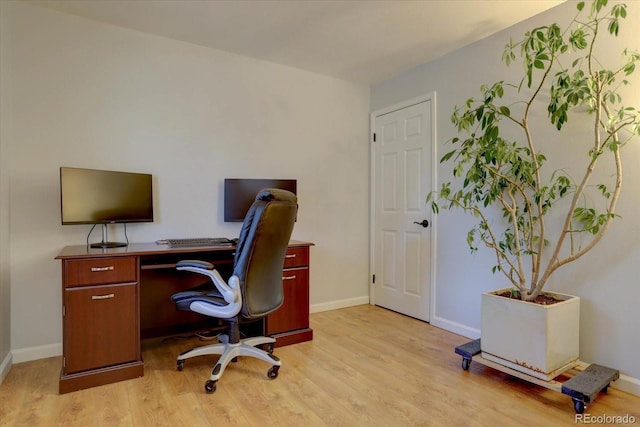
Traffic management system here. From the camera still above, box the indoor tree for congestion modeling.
[428,0,639,301]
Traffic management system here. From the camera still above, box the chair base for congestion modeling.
[177,335,281,385]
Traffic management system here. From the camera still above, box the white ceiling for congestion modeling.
[25,0,564,86]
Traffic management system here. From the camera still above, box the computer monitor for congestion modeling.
[60,167,154,247]
[224,178,297,222]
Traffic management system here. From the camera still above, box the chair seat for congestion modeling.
[171,289,227,311]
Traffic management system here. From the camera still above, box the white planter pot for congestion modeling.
[481,288,580,381]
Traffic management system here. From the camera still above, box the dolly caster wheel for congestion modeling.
[573,398,585,414]
[205,380,217,393]
[267,365,280,379]
[462,357,471,371]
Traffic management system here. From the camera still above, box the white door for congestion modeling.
[371,96,434,321]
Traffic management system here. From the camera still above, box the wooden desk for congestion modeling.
[55,241,313,394]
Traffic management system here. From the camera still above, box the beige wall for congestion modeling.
[372,0,640,393]
[7,2,371,361]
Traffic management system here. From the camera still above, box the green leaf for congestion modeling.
[623,62,635,75]
[612,4,627,19]
[609,20,619,36]
[440,150,457,163]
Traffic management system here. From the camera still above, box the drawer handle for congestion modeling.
[92,293,115,300]
[91,266,115,272]
[285,254,296,259]
[282,275,297,281]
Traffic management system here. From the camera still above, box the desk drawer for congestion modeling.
[64,257,137,287]
[283,247,308,269]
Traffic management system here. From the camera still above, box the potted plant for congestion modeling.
[428,0,639,380]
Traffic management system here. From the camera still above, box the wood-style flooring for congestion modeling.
[1,304,638,426]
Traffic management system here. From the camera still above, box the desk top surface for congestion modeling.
[56,240,313,260]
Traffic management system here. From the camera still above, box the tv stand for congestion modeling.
[55,241,313,393]
[90,224,127,248]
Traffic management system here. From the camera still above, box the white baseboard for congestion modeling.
[0,351,12,384]
[11,343,61,364]
[611,373,640,397]
[310,296,370,313]
[430,314,480,340]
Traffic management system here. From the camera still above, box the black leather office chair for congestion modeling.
[170,188,297,393]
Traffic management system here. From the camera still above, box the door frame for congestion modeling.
[369,92,438,321]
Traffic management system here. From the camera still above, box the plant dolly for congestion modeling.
[455,339,619,414]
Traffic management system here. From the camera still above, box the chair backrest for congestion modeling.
[233,188,297,319]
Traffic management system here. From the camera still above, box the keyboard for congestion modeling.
[166,237,233,247]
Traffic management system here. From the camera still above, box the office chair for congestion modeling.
[170,188,297,393]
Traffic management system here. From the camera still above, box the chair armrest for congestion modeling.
[176,260,214,270]
[176,260,241,305]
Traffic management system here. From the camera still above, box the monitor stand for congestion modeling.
[90,224,128,248]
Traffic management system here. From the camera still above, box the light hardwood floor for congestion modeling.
[1,304,639,426]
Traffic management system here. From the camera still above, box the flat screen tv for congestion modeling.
[60,167,154,247]
[224,178,297,222]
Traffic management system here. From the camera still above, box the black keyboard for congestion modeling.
[167,237,233,247]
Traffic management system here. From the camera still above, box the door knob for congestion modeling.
[414,219,429,228]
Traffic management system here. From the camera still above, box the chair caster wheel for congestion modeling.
[205,380,217,393]
[267,365,279,379]
[177,360,185,371]
[265,343,275,354]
